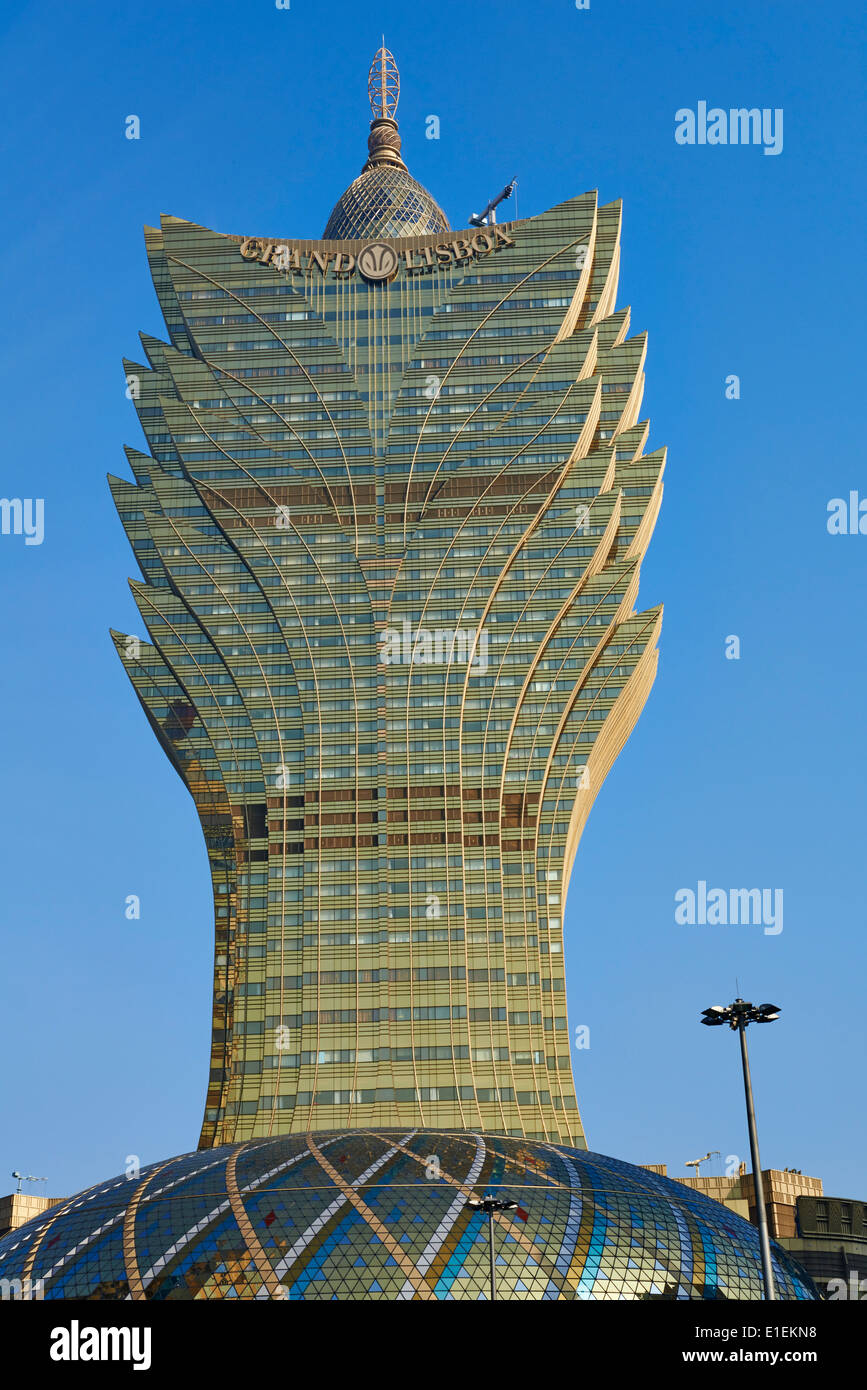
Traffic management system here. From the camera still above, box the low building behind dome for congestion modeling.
[0,1133,820,1301]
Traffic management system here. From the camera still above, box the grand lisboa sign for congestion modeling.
[238,225,515,281]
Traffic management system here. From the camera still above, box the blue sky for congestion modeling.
[0,0,864,1200]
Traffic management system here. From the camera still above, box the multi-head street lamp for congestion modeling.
[464,1193,519,1300]
[700,998,782,1299]
[701,1001,781,1029]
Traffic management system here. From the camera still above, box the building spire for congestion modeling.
[322,43,449,237]
[368,41,399,120]
[363,43,406,172]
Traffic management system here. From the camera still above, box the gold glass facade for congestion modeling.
[110,81,663,1149]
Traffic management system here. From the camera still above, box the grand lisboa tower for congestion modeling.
[0,47,818,1302]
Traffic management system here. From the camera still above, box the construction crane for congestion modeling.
[11,1171,47,1194]
[470,178,517,227]
[684,1151,721,1178]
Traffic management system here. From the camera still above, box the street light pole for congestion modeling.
[701,997,781,1301]
[464,1193,518,1300]
[736,1013,776,1300]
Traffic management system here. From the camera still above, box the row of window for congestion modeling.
[236,1008,568,1030]
[222,1086,578,1112]
[261,1045,530,1064]
[249,964,549,989]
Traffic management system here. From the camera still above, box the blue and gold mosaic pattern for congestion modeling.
[0,1133,819,1300]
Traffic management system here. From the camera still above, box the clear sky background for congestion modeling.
[1,0,864,1201]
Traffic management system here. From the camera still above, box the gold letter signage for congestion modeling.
[239,227,515,279]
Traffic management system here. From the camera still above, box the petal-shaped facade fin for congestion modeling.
[112,185,663,1151]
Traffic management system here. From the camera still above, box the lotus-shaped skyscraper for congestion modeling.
[109,47,662,1152]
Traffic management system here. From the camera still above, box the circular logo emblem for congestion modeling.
[357,241,399,282]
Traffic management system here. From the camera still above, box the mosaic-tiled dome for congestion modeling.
[323,164,449,240]
[0,1132,819,1300]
